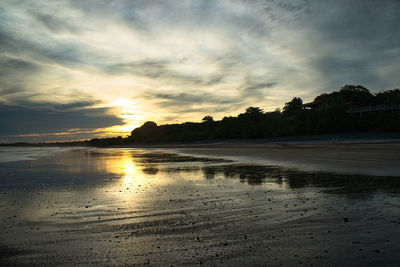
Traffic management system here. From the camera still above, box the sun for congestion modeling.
[104,98,144,136]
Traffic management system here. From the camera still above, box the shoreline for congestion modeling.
[1,132,400,177]
[2,132,400,147]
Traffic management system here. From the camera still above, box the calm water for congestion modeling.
[0,147,399,266]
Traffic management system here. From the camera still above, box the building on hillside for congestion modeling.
[300,99,323,110]
[347,104,400,116]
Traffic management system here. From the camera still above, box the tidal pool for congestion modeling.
[0,147,399,266]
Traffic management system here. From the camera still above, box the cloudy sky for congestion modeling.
[1,0,399,142]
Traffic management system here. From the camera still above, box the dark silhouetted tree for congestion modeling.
[129,121,158,142]
[339,84,374,105]
[245,107,264,116]
[283,97,303,115]
[375,89,400,104]
[238,107,264,122]
[140,121,157,129]
[202,116,214,123]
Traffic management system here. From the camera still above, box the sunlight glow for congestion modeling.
[97,150,144,188]
[122,161,136,186]
[105,98,144,136]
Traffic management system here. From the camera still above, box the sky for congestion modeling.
[1,0,399,142]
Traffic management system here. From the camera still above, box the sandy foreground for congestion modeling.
[0,144,400,266]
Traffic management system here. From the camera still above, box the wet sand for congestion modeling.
[157,140,400,176]
[1,147,400,266]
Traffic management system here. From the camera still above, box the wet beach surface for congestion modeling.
[1,147,400,266]
[171,141,400,176]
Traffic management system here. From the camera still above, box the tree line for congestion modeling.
[81,85,400,146]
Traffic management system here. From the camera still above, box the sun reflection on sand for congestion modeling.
[121,160,138,186]
[94,149,172,196]
[85,150,153,206]
[98,150,147,188]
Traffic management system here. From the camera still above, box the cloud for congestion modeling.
[142,91,243,114]
[106,60,226,87]
[0,101,123,137]
[33,12,79,34]
[292,0,400,90]
[0,57,40,74]
[0,0,399,141]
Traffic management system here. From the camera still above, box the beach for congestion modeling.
[0,143,400,266]
[170,142,400,176]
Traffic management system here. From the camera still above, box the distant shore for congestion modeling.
[3,131,400,147]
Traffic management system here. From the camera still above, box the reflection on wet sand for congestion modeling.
[0,148,400,266]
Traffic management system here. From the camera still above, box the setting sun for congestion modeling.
[103,98,144,136]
